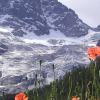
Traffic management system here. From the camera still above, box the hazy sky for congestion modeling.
[58,0,100,28]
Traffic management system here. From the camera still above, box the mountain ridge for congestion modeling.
[0,0,100,94]
[0,0,90,37]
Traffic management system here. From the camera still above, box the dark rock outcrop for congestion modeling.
[0,43,8,55]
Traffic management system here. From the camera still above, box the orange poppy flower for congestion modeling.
[71,96,80,100]
[87,46,100,61]
[71,96,77,100]
[15,92,28,100]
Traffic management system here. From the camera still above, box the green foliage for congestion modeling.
[1,62,100,100]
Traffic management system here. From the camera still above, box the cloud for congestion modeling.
[58,0,100,27]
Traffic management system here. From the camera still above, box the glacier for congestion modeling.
[0,27,100,94]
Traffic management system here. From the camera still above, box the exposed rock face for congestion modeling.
[42,0,89,36]
[96,25,100,31]
[0,43,8,55]
[0,0,89,37]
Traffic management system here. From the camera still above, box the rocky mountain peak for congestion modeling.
[0,0,90,37]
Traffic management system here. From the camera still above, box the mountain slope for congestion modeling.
[0,0,99,94]
[0,0,90,37]
[0,28,94,94]
[42,0,89,36]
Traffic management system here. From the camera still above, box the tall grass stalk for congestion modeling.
[67,74,72,100]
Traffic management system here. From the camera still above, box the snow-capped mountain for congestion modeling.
[0,0,90,37]
[0,0,100,94]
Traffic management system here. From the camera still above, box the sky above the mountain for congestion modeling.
[58,0,100,28]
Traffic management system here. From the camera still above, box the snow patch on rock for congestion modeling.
[0,27,14,33]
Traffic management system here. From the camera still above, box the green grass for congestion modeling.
[1,61,100,100]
